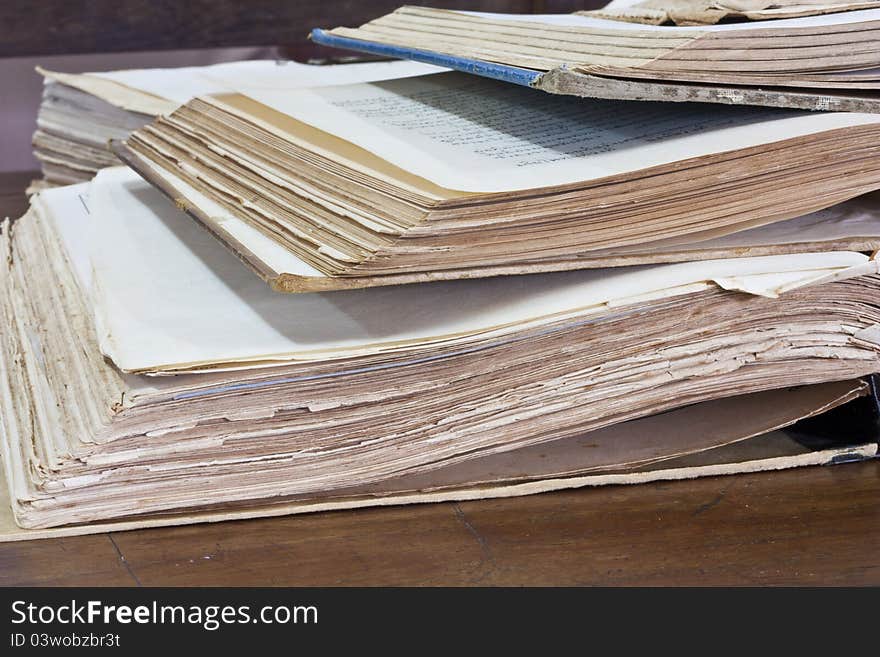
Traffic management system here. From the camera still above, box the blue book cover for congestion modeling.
[310,28,542,88]
[309,23,880,114]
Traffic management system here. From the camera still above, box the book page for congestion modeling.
[460,7,880,30]
[683,193,880,247]
[95,59,445,106]
[41,60,446,118]
[139,159,325,278]
[58,167,872,373]
[590,0,880,26]
[244,72,880,193]
[0,381,867,541]
[34,182,94,290]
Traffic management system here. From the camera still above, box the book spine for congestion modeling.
[309,28,542,87]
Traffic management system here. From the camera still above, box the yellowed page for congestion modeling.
[50,167,877,373]
[1,381,873,541]
[39,60,445,117]
[244,72,880,193]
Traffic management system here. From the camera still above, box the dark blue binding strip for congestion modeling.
[310,28,542,87]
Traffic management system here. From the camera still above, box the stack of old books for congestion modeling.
[2,2,879,540]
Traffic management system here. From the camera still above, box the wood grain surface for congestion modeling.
[1,460,877,586]
[1,171,877,587]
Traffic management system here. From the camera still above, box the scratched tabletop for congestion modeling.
[1,171,879,586]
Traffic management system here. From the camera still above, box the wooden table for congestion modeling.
[1,171,878,586]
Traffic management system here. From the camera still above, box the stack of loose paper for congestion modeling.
[9,25,880,539]
[1,166,879,537]
[310,5,880,111]
[120,71,880,291]
[32,59,441,187]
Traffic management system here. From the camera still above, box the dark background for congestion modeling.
[0,0,607,58]
[0,0,606,172]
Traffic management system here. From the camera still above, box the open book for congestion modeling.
[33,59,441,187]
[311,5,880,112]
[1,166,878,537]
[120,71,880,291]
